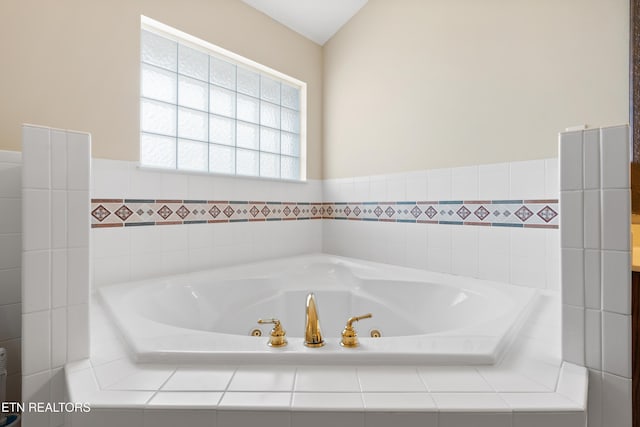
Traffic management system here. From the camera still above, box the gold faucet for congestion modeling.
[304,293,325,347]
[257,318,287,347]
[340,313,372,348]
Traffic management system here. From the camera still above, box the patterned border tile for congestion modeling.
[91,199,558,229]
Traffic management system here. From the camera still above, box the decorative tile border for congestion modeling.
[91,198,558,228]
[322,199,559,228]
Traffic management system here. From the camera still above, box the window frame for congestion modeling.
[139,15,307,181]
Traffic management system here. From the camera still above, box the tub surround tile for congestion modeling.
[21,249,51,313]
[600,189,631,251]
[294,367,360,392]
[147,392,223,408]
[560,248,584,307]
[601,373,632,427]
[599,125,630,190]
[512,412,586,427]
[555,362,588,407]
[500,393,583,411]
[227,367,296,392]
[439,412,512,427]
[357,367,426,392]
[583,190,600,249]
[219,410,291,427]
[559,191,583,249]
[162,368,235,391]
[583,249,601,309]
[601,250,631,315]
[361,393,436,411]
[430,393,510,412]
[418,367,493,392]
[584,309,602,370]
[93,358,175,391]
[601,311,631,378]
[582,129,600,190]
[586,370,603,427]
[365,412,437,427]
[21,125,51,189]
[561,304,585,366]
[477,369,552,392]
[559,131,583,191]
[292,392,363,411]
[219,392,292,410]
[292,411,364,427]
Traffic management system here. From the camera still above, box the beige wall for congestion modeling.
[323,0,629,178]
[0,0,324,179]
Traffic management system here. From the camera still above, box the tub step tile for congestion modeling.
[162,367,235,391]
[294,367,359,392]
[227,366,295,392]
[418,367,493,392]
[362,392,436,411]
[357,367,425,392]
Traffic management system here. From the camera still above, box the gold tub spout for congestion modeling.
[304,293,325,347]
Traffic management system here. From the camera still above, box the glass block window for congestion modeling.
[140,25,304,180]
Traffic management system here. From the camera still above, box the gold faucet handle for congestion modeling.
[341,313,372,348]
[257,318,287,347]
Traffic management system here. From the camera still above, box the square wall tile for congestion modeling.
[51,307,67,369]
[22,125,51,190]
[440,412,511,427]
[67,190,90,248]
[0,304,22,342]
[583,190,600,249]
[601,250,631,315]
[67,304,89,361]
[559,130,583,191]
[227,367,295,392]
[22,189,51,251]
[451,165,478,200]
[562,304,584,366]
[602,372,632,427]
[583,129,600,190]
[561,248,584,307]
[292,411,363,427]
[22,249,51,313]
[584,249,601,310]
[51,129,67,190]
[365,412,437,427]
[427,168,451,200]
[600,125,629,189]
[143,409,215,427]
[601,189,630,251]
[51,249,67,308]
[559,191,583,249]
[67,247,90,306]
[0,268,20,306]
[587,369,603,427]
[510,159,546,199]
[584,309,601,370]
[51,191,67,248]
[602,311,631,378]
[66,131,91,191]
[219,410,290,427]
[478,162,509,200]
[22,310,51,375]
[294,367,359,392]
[512,412,585,427]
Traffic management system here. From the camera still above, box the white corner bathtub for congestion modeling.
[98,254,536,365]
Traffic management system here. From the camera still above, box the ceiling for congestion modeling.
[241,0,368,45]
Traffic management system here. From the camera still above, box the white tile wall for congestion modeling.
[21,125,91,427]
[558,124,631,427]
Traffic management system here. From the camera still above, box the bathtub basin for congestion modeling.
[98,254,536,365]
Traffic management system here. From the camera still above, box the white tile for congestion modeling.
[427,246,451,274]
[50,368,66,427]
[92,255,130,288]
[51,130,67,190]
[601,250,631,315]
[510,228,546,288]
[22,249,51,313]
[362,393,436,411]
[22,189,51,251]
[160,173,189,199]
[357,367,425,392]
[427,168,451,200]
[51,191,67,248]
[0,161,22,199]
[365,412,437,427]
[67,190,90,248]
[500,392,581,410]
[292,411,363,427]
[0,304,21,341]
[584,249,601,309]
[431,393,509,411]
[602,372,632,427]
[559,191,583,249]
[510,159,546,198]
[294,367,359,392]
[86,390,154,407]
[92,159,130,199]
[143,409,215,427]
[22,310,51,375]
[219,410,290,427]
[587,369,603,427]
[545,158,559,198]
[22,369,49,402]
[451,165,478,200]
[93,357,174,391]
[403,223,428,270]
[0,268,20,305]
[478,368,551,392]
[600,125,629,189]
[22,125,51,190]
[601,189,630,251]
[162,367,235,391]
[559,130,583,191]
[292,392,362,411]
[583,190,600,249]
[66,131,91,191]
[159,224,189,252]
[92,226,131,259]
[386,175,406,201]
[478,227,510,282]
[147,392,222,409]
[440,412,511,427]
[227,367,295,392]
[602,311,631,378]
[556,362,588,406]
[219,392,291,410]
[0,234,21,270]
[0,338,21,375]
[419,367,492,392]
[452,226,478,277]
[0,197,21,234]
[583,129,600,190]
[562,304,584,365]
[478,163,510,200]
[584,309,601,370]
[67,247,90,306]
[545,229,561,291]
[561,248,584,307]
[51,307,67,368]
[67,303,89,361]
[71,409,144,427]
[512,412,585,427]
[405,171,427,201]
[130,224,164,254]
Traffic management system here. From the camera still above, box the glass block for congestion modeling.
[140,133,176,169]
[260,152,280,179]
[260,127,280,153]
[141,63,176,103]
[141,30,177,71]
[141,99,176,136]
[260,76,281,104]
[281,156,300,180]
[237,67,259,97]
[178,139,208,172]
[210,85,235,118]
[281,108,299,133]
[178,44,208,81]
[209,144,235,174]
[209,114,235,145]
[236,149,259,176]
[178,107,208,141]
[178,75,208,111]
[281,132,300,157]
[237,121,259,150]
[260,101,280,128]
[281,83,300,110]
[210,56,236,90]
[237,94,259,123]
